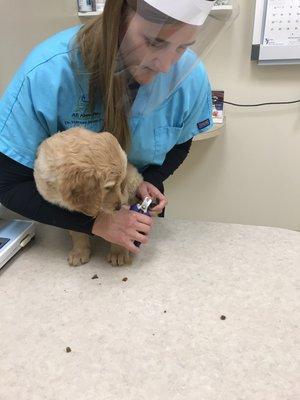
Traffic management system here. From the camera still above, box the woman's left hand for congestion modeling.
[136,181,168,215]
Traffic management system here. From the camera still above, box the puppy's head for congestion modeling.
[58,164,126,217]
[34,128,132,217]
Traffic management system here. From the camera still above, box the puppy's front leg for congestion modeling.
[107,244,133,267]
[68,231,91,267]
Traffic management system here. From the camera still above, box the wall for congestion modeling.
[0,1,299,230]
[166,0,300,230]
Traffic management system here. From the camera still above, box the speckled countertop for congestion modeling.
[0,219,299,400]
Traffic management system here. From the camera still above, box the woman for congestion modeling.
[0,0,214,254]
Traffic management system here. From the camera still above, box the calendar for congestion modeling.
[263,0,300,46]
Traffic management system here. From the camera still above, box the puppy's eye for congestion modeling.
[104,181,116,191]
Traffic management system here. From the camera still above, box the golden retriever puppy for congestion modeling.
[34,127,143,267]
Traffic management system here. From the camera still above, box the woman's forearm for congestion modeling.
[0,152,95,233]
[142,138,193,188]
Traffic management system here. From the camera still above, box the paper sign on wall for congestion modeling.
[263,0,300,46]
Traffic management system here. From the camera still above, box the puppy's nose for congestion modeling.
[115,202,122,211]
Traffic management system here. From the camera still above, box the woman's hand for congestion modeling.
[92,206,153,254]
[137,181,168,215]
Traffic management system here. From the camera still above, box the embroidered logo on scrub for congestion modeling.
[197,119,210,131]
[64,94,102,130]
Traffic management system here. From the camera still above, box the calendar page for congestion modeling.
[263,0,300,46]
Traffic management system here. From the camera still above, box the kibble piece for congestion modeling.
[220,315,226,320]
[122,277,128,282]
[66,347,72,353]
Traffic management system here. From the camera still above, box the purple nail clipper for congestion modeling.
[130,197,153,248]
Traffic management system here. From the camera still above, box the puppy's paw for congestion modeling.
[68,247,91,267]
[106,245,133,267]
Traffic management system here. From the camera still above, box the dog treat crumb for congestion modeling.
[66,347,72,353]
[92,274,99,280]
[220,315,226,320]
[122,277,128,282]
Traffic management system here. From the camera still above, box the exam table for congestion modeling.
[0,219,299,399]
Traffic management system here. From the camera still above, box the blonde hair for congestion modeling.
[76,1,130,151]
[76,0,182,153]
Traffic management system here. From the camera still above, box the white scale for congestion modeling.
[0,219,36,270]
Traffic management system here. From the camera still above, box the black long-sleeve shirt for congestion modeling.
[0,138,192,233]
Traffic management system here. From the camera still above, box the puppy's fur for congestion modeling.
[34,127,143,267]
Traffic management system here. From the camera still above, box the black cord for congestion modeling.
[223,99,300,107]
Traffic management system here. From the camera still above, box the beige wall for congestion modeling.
[0,1,79,90]
[166,0,300,230]
[1,1,299,230]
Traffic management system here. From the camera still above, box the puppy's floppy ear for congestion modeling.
[59,166,103,217]
[124,163,143,202]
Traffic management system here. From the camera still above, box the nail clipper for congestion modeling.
[130,197,153,247]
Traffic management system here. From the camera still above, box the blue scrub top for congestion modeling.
[0,25,213,172]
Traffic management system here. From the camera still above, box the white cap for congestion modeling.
[143,0,216,26]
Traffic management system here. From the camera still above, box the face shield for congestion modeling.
[114,0,239,116]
